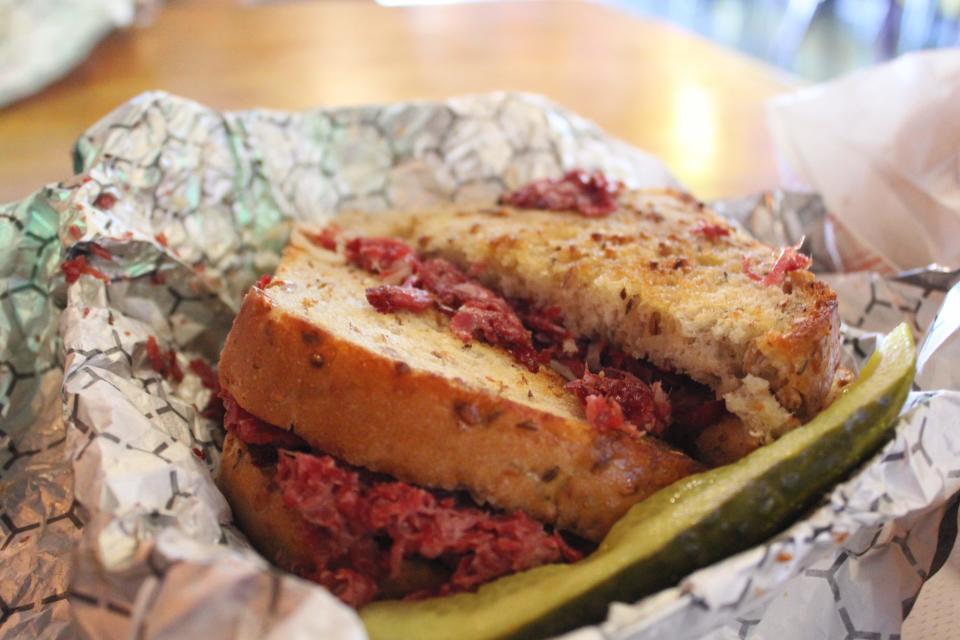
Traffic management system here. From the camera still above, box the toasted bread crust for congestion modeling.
[750,277,841,420]
[340,189,842,438]
[218,238,700,541]
[218,433,313,572]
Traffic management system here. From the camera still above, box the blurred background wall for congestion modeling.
[381,0,960,80]
[612,0,960,80]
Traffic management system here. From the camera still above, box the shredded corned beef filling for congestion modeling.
[326,234,543,373]
[543,336,722,441]
[302,225,339,251]
[511,299,721,439]
[498,169,624,217]
[365,285,435,312]
[414,259,540,372]
[743,240,812,287]
[447,297,541,372]
[278,451,579,606]
[146,336,184,383]
[691,221,731,240]
[223,395,579,607]
[189,358,225,421]
[345,237,418,278]
[61,255,110,284]
[222,394,307,449]
[140,335,224,420]
[305,223,726,441]
[567,370,671,437]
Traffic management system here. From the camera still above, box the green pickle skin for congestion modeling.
[361,324,916,640]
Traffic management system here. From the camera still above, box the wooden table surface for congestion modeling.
[0,0,798,204]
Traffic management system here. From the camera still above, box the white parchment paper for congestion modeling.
[768,49,960,273]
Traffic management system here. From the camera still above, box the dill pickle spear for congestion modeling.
[361,323,915,640]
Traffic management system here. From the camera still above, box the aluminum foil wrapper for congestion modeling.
[0,0,161,107]
[1,91,958,640]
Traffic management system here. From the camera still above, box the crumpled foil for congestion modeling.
[1,91,958,640]
[0,0,161,107]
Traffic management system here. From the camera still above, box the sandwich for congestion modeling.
[216,170,845,610]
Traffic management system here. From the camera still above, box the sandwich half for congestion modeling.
[340,174,843,446]
[217,171,843,608]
